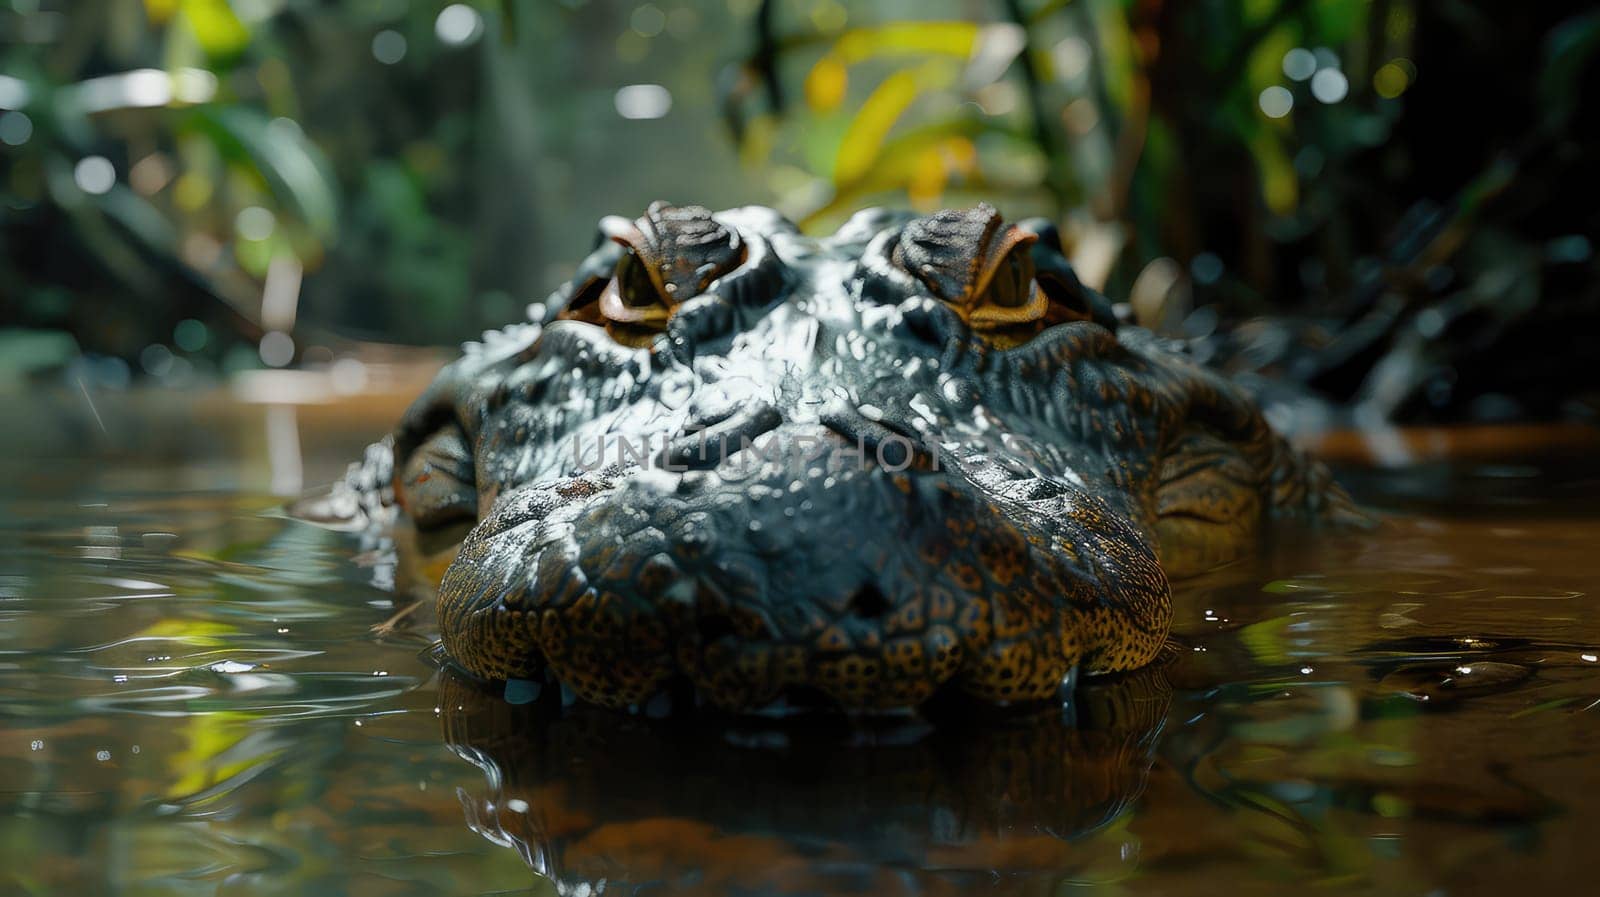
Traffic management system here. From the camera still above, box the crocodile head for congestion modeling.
[372,202,1353,712]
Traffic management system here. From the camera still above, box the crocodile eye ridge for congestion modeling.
[593,201,747,347]
[889,203,1103,347]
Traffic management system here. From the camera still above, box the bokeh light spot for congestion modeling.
[1190,252,1224,286]
[140,344,174,377]
[1258,86,1293,119]
[0,110,32,146]
[1282,48,1316,81]
[174,319,209,353]
[0,74,27,110]
[1416,307,1447,339]
[1311,68,1349,104]
[630,3,666,37]
[809,0,847,31]
[1052,37,1091,82]
[235,206,276,241]
[74,156,116,195]
[435,4,483,46]
[330,357,370,394]
[1061,97,1098,134]
[259,331,295,368]
[614,84,672,119]
[372,29,407,65]
[129,153,173,194]
[1374,61,1411,98]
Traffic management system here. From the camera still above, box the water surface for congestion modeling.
[2,388,1596,895]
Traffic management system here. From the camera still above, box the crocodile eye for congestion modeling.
[890,205,1102,348]
[892,206,1045,337]
[970,250,1096,346]
[590,202,745,348]
[983,248,1032,309]
[966,243,1046,330]
[614,252,661,310]
[592,250,675,347]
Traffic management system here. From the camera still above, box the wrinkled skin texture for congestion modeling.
[318,202,1357,713]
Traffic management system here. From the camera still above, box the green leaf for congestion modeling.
[180,0,251,59]
[190,108,339,240]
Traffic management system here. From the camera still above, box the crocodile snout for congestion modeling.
[438,425,1171,712]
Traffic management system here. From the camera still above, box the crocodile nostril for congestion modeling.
[847,585,890,620]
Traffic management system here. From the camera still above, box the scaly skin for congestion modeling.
[317,202,1359,712]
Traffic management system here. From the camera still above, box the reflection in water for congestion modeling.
[2,397,1599,895]
[438,666,1171,894]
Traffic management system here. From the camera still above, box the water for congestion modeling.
[2,388,1597,896]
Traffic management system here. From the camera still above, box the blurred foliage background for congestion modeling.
[1,0,1596,424]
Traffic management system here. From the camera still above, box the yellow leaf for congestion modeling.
[907,137,977,210]
[832,22,979,64]
[166,713,281,798]
[907,145,946,210]
[136,618,237,646]
[806,55,848,113]
[833,69,920,186]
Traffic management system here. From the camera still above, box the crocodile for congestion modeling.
[310,202,1358,713]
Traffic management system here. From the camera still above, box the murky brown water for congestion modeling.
[3,387,1597,896]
